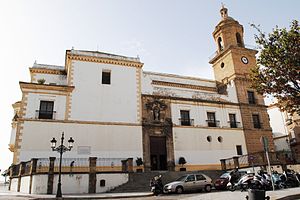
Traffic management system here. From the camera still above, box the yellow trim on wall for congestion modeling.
[175,164,221,171]
[67,54,144,68]
[19,82,74,93]
[152,80,217,92]
[20,118,141,127]
[29,68,66,75]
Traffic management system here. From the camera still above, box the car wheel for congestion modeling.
[176,186,184,194]
[204,185,212,192]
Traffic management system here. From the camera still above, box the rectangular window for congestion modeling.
[102,71,111,84]
[207,112,217,127]
[252,114,261,129]
[247,91,255,104]
[180,110,191,126]
[38,101,54,119]
[229,114,237,128]
[236,145,243,155]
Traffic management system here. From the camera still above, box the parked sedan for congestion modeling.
[163,174,212,194]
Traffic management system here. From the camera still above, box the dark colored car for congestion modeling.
[214,172,230,190]
[214,171,247,190]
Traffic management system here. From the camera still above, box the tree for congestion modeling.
[250,20,300,115]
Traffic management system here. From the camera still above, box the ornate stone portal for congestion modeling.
[142,95,175,171]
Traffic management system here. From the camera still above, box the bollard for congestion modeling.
[245,189,270,200]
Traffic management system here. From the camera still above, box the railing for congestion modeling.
[221,151,297,170]
[179,118,194,126]
[54,158,90,173]
[206,120,220,127]
[36,158,50,173]
[11,164,20,177]
[228,121,241,128]
[24,161,31,175]
[35,110,56,120]
[96,158,126,172]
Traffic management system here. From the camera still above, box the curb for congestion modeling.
[32,193,154,200]
[276,194,300,200]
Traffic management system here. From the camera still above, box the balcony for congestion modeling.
[206,120,220,127]
[35,110,56,120]
[228,121,241,128]
[179,118,194,126]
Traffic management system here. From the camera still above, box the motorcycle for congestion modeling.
[150,175,163,195]
[227,173,254,191]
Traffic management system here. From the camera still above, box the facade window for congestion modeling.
[207,136,212,142]
[236,33,243,47]
[217,136,223,143]
[247,91,256,104]
[252,114,261,129]
[180,110,191,126]
[218,37,224,51]
[38,101,54,119]
[229,114,238,128]
[102,71,111,84]
[236,145,243,155]
[206,112,218,127]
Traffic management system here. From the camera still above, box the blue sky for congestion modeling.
[0,0,299,177]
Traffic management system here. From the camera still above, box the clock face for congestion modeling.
[241,56,249,64]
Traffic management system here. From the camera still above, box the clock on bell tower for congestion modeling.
[209,6,274,154]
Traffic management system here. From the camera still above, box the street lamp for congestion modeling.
[50,132,74,197]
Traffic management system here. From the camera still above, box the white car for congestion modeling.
[163,174,213,194]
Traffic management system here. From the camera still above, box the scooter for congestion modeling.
[150,175,163,195]
[227,173,254,192]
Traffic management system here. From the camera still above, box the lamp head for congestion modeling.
[50,137,57,149]
[68,137,74,149]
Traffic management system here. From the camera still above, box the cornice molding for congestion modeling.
[152,80,217,92]
[29,68,66,75]
[19,82,74,93]
[67,53,144,68]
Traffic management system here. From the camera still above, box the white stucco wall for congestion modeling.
[19,121,143,161]
[33,73,67,85]
[173,127,247,164]
[274,137,290,151]
[267,107,287,135]
[20,176,30,193]
[25,93,67,120]
[70,60,139,123]
[9,126,16,146]
[10,178,18,192]
[96,173,128,193]
[31,175,48,194]
[171,103,242,128]
[52,174,89,194]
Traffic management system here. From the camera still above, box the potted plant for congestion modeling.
[136,157,143,172]
[37,79,46,84]
[178,157,187,171]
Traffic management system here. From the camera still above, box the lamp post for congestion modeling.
[50,132,74,198]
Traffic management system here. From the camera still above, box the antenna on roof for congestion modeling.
[34,60,37,64]
[97,45,99,52]
[137,55,140,61]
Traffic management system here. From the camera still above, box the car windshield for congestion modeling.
[176,176,187,182]
[220,173,230,178]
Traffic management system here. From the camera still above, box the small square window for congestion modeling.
[102,71,111,84]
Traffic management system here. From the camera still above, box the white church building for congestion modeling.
[9,6,274,172]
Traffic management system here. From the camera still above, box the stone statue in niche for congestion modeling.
[145,99,167,122]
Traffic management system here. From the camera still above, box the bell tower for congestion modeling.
[209,6,274,154]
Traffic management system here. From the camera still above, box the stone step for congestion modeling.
[110,170,223,193]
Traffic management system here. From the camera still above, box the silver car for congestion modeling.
[163,174,212,194]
